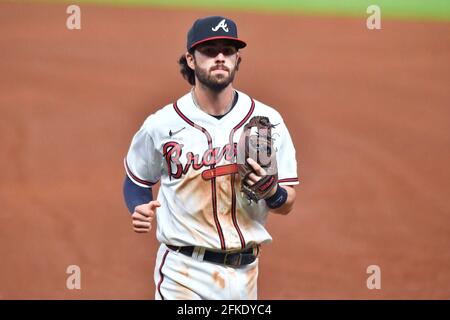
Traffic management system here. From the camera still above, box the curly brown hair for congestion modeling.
[178,51,196,86]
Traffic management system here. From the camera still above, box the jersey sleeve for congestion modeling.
[124,117,162,188]
[275,117,299,186]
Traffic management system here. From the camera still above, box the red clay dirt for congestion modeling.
[0,2,449,299]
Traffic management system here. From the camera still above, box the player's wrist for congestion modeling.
[265,184,288,209]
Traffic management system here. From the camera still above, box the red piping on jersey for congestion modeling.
[157,250,169,300]
[230,173,243,247]
[173,102,226,250]
[230,98,255,138]
[279,177,299,184]
[124,158,158,187]
[228,97,255,249]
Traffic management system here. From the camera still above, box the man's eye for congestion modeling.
[199,47,235,56]
[203,48,216,56]
[223,48,236,56]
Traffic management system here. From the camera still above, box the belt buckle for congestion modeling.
[224,252,242,267]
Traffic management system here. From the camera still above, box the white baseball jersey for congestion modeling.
[125,90,299,251]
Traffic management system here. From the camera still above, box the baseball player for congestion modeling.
[123,16,299,300]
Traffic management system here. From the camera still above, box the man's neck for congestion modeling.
[193,84,235,116]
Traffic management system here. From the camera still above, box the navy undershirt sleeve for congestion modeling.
[123,175,153,213]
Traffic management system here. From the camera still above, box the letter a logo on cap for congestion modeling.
[212,19,229,32]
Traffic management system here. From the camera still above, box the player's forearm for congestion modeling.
[123,175,153,213]
[268,186,296,215]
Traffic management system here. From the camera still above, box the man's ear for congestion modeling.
[186,52,195,70]
[235,52,241,71]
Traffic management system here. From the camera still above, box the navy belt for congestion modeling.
[167,245,259,267]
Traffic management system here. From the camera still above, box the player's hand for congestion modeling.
[131,200,161,233]
[245,158,277,198]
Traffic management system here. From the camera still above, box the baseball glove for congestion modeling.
[237,116,278,202]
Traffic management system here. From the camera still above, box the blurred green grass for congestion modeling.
[18,0,450,21]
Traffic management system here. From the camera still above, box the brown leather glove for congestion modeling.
[237,116,278,202]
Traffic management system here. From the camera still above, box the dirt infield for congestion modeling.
[0,2,449,299]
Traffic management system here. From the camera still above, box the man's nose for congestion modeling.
[215,52,226,62]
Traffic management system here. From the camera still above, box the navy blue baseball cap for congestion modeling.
[187,16,247,51]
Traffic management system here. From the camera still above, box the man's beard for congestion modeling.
[195,64,236,92]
